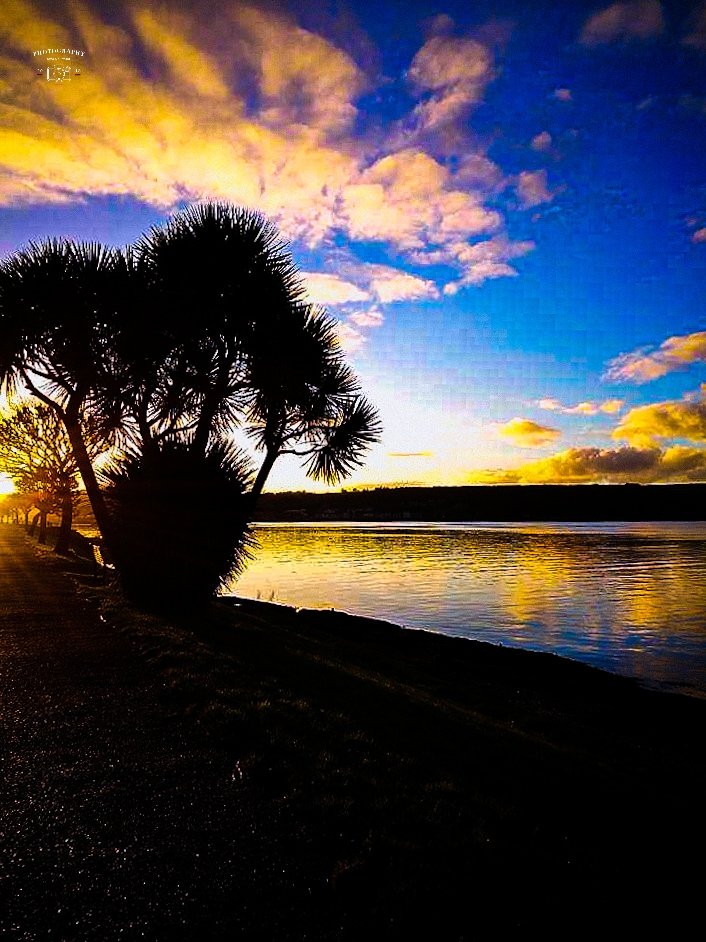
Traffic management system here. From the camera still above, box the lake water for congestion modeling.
[226,522,706,699]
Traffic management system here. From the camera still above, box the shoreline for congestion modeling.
[6,527,706,934]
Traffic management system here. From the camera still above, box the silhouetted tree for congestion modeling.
[0,204,381,608]
[0,404,101,553]
[102,204,381,607]
[0,241,124,553]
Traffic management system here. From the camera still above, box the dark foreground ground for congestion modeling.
[1,525,705,939]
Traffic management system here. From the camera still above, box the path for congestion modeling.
[0,527,267,940]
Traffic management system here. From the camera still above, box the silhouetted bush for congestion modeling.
[102,441,255,611]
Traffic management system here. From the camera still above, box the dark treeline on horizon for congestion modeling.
[254,483,706,522]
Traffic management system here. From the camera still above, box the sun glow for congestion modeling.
[0,474,15,495]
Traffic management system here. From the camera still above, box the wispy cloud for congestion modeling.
[604,331,706,383]
[497,418,561,447]
[692,228,706,243]
[579,1,665,45]
[553,88,572,101]
[407,33,494,134]
[303,272,370,305]
[470,444,706,483]
[538,397,624,415]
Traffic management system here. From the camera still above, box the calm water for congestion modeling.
[227,522,706,698]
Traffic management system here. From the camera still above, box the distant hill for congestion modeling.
[253,484,706,522]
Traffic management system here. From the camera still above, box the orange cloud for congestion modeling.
[470,444,706,483]
[604,331,706,383]
[497,418,561,448]
[579,1,664,45]
[692,228,706,243]
[612,396,706,446]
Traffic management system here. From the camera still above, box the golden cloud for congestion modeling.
[471,444,706,483]
[579,0,665,45]
[498,418,561,448]
[604,331,706,383]
[612,397,706,446]
[0,2,535,289]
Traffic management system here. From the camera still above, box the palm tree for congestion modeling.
[0,203,381,608]
[121,202,382,499]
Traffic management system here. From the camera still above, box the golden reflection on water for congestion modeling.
[229,523,706,696]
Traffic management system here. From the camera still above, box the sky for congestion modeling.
[1,0,705,490]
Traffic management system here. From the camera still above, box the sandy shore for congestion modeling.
[3,525,706,937]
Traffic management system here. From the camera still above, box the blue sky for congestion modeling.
[1,0,705,488]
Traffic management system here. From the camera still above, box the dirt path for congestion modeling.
[0,527,272,940]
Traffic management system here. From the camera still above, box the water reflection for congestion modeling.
[228,523,706,697]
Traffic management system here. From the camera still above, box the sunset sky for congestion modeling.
[1,0,705,489]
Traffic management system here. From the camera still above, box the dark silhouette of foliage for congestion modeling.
[0,202,381,608]
[0,239,125,551]
[100,441,255,610]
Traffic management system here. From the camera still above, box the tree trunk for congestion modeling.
[54,489,73,555]
[248,447,279,510]
[63,412,119,562]
[38,508,48,544]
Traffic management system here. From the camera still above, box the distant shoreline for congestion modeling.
[253,482,706,522]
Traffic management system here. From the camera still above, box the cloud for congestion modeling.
[538,397,624,415]
[302,272,370,305]
[407,34,494,133]
[442,236,535,292]
[0,2,533,293]
[531,131,552,151]
[388,451,433,458]
[471,444,706,483]
[683,3,706,49]
[341,149,502,252]
[497,418,561,447]
[516,169,553,209]
[348,307,384,328]
[553,88,572,101]
[334,320,366,354]
[692,228,706,243]
[604,331,706,383]
[579,1,665,45]
[612,395,706,446]
[362,263,439,303]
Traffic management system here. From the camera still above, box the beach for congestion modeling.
[2,524,705,938]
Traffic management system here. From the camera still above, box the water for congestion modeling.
[227,522,706,698]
